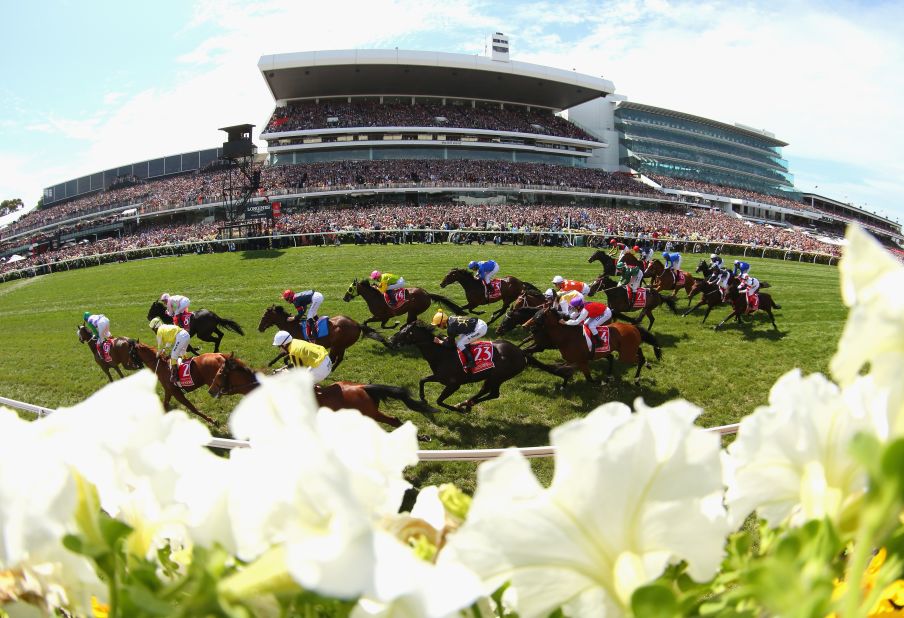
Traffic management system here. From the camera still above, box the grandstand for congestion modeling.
[2,40,901,274]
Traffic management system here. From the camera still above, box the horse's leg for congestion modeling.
[702,305,715,324]
[330,347,346,370]
[211,329,224,353]
[102,365,114,382]
[579,362,596,384]
[646,309,655,330]
[766,307,778,330]
[715,310,738,330]
[114,365,124,379]
[462,381,500,409]
[419,375,439,401]
[436,383,464,412]
[170,388,216,425]
[604,355,614,384]
[682,299,707,317]
[488,302,508,324]
[634,347,647,384]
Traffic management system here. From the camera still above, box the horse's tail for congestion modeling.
[362,384,439,415]
[660,294,678,314]
[428,293,468,314]
[215,315,245,336]
[635,325,663,361]
[525,353,574,380]
[360,324,392,348]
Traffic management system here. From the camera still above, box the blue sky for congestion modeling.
[1,0,902,224]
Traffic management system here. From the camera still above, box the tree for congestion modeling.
[0,198,24,217]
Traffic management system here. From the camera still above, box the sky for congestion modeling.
[1,0,902,224]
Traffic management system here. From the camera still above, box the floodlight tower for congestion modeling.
[218,124,258,223]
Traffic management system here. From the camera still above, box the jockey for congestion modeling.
[638,244,654,264]
[544,288,556,303]
[710,253,724,270]
[663,251,682,274]
[616,243,638,263]
[616,261,643,303]
[561,297,612,352]
[733,260,751,277]
[83,311,112,360]
[557,290,584,316]
[738,274,761,308]
[160,293,190,325]
[432,310,488,370]
[551,275,590,296]
[468,260,499,299]
[272,330,332,383]
[370,271,405,307]
[707,265,732,301]
[282,289,324,332]
[149,317,191,386]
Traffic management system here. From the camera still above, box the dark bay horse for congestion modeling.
[715,287,782,331]
[342,278,465,328]
[643,259,697,298]
[523,306,662,385]
[128,342,253,425]
[388,321,569,411]
[587,276,677,329]
[257,305,389,368]
[212,356,438,435]
[439,268,541,324]
[682,261,739,323]
[77,325,140,382]
[588,250,640,277]
[147,301,244,353]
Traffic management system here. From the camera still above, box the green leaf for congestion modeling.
[121,582,174,616]
[850,432,883,479]
[631,584,679,618]
[881,438,904,501]
[99,514,133,548]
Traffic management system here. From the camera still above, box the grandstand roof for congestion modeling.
[617,101,789,147]
[258,50,614,110]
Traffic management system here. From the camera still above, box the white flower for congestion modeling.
[723,369,873,529]
[442,399,728,618]
[831,224,904,435]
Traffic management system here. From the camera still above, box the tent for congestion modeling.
[6,254,25,263]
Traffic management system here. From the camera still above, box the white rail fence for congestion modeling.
[0,395,739,462]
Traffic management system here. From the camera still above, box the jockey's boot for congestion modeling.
[462,345,476,371]
[306,317,316,338]
[627,288,634,304]
[102,339,113,362]
[386,293,396,308]
[95,341,105,360]
[592,333,604,355]
[170,364,180,387]
[483,281,491,300]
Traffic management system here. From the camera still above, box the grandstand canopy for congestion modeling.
[258,50,614,110]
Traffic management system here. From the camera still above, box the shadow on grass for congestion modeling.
[240,249,286,260]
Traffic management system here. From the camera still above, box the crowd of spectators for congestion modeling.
[264,99,594,140]
[649,174,813,212]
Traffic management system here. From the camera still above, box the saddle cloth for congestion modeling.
[457,341,495,373]
[95,340,113,363]
[746,293,760,313]
[301,316,330,341]
[174,312,194,329]
[384,289,408,308]
[631,287,648,308]
[674,271,686,286]
[487,279,503,301]
[178,359,194,388]
[582,325,611,356]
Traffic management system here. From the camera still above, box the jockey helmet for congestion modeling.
[148,317,162,331]
[544,288,555,298]
[83,311,91,321]
[272,330,292,347]
[282,289,294,301]
[609,238,617,245]
[370,270,381,280]
[734,260,740,265]
[711,254,719,260]
[552,275,564,285]
[467,261,479,270]
[431,310,449,328]
[159,293,170,302]
[632,245,640,252]
[662,252,669,259]
[616,261,625,271]
[569,297,585,309]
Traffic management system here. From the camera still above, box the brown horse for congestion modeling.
[715,287,781,331]
[495,291,554,352]
[211,356,438,435]
[439,268,540,323]
[587,276,677,329]
[643,259,697,298]
[588,250,641,277]
[388,321,569,411]
[128,341,252,425]
[77,325,140,382]
[343,278,465,328]
[257,305,389,368]
[523,306,662,385]
[147,301,243,353]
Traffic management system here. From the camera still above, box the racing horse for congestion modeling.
[388,321,570,411]
[257,305,390,369]
[77,325,141,382]
[147,301,244,353]
[495,290,555,352]
[587,276,678,329]
[588,249,641,277]
[438,268,541,324]
[643,259,697,299]
[715,286,782,331]
[210,355,439,435]
[342,278,465,328]
[128,341,253,425]
[522,306,662,385]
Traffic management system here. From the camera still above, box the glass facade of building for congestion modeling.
[270,146,587,167]
[615,106,796,198]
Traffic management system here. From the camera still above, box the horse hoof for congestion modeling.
[645,362,652,369]
[633,378,641,385]
[417,434,432,442]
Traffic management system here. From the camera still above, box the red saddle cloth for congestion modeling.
[746,293,760,313]
[487,279,503,301]
[674,271,686,286]
[384,289,408,308]
[631,287,648,308]
[173,312,194,329]
[177,360,194,388]
[582,325,611,356]
[457,341,495,373]
[95,340,113,363]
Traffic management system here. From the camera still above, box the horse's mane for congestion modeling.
[522,281,542,293]
[269,304,288,315]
